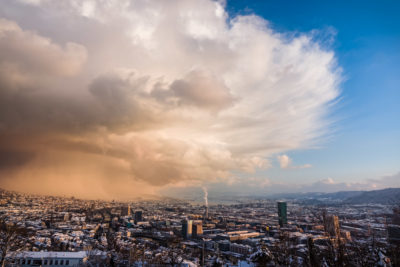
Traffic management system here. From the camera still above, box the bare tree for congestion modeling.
[387,243,400,266]
[166,248,184,266]
[270,231,297,266]
[305,237,320,267]
[0,219,27,267]
[251,242,275,267]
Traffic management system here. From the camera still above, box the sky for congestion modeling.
[0,0,398,199]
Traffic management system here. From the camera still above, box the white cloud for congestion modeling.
[277,154,312,169]
[277,154,291,168]
[0,18,87,87]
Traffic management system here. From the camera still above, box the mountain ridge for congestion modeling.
[269,187,400,204]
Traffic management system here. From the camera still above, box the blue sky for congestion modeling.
[227,0,400,185]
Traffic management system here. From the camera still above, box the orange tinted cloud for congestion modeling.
[0,0,340,199]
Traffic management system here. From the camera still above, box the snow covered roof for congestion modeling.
[7,251,87,259]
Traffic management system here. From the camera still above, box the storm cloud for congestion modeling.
[0,0,340,199]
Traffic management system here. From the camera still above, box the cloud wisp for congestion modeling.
[0,0,340,199]
[277,154,312,169]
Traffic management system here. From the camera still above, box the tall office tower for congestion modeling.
[134,211,143,223]
[204,206,209,220]
[192,222,203,238]
[181,219,193,239]
[325,215,340,237]
[277,202,287,227]
[122,205,131,216]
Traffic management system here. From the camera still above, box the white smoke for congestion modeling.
[202,186,208,207]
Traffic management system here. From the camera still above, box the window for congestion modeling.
[27,259,31,264]
[66,260,70,265]
[50,260,53,265]
[60,260,64,265]
[44,260,48,265]
[55,260,58,265]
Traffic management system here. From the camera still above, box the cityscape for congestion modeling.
[0,0,399,266]
[1,187,400,266]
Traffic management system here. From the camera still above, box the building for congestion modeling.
[392,207,400,225]
[216,240,230,251]
[388,225,400,244]
[230,243,252,255]
[277,202,287,227]
[325,215,340,237]
[121,205,132,216]
[341,230,352,241]
[182,219,193,239]
[215,231,261,241]
[227,231,261,241]
[5,251,87,267]
[204,206,209,220]
[192,222,203,238]
[134,210,143,223]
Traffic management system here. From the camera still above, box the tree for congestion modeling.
[306,237,320,267]
[270,231,296,266]
[167,248,184,266]
[250,244,274,267]
[0,219,27,267]
[211,257,223,267]
[387,243,400,266]
[82,248,108,267]
[346,238,384,267]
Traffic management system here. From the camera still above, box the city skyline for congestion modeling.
[0,0,399,200]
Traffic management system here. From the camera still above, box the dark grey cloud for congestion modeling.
[170,70,235,112]
[0,149,35,170]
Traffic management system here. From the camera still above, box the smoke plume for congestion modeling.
[202,187,208,207]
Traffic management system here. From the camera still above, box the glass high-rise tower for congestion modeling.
[277,201,287,227]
